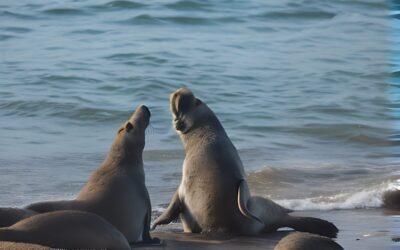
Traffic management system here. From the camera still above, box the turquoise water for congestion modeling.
[0,0,398,211]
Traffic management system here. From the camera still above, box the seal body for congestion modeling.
[152,88,338,238]
[25,105,154,243]
[274,232,344,250]
[0,210,130,250]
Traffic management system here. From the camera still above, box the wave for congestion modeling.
[1,27,32,34]
[0,10,38,20]
[121,14,162,25]
[162,16,212,25]
[118,14,243,26]
[255,10,336,21]
[0,99,128,122]
[165,0,211,11]
[275,180,399,210]
[151,180,399,213]
[41,8,88,16]
[0,34,16,41]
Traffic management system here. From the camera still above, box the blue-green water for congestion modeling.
[0,0,398,213]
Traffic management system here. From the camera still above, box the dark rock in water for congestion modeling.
[274,232,344,250]
[382,190,400,210]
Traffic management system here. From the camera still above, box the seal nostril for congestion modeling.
[142,106,151,118]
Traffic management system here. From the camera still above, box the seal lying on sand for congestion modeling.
[22,105,155,244]
[0,210,130,250]
[274,232,344,250]
[152,88,338,238]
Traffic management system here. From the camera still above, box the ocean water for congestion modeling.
[0,0,398,214]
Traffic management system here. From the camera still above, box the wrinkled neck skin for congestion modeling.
[179,105,226,155]
[103,131,145,178]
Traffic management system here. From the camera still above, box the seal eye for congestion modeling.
[125,122,133,133]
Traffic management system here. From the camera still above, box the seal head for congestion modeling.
[170,88,205,134]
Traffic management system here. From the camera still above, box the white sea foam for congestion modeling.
[275,179,400,211]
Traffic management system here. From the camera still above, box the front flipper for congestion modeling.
[151,189,182,230]
[237,180,264,225]
[140,212,161,245]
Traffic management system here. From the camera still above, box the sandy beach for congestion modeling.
[144,209,398,250]
[0,209,398,249]
[146,209,399,250]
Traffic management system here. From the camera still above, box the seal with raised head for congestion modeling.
[152,88,338,237]
[0,210,130,250]
[23,105,155,244]
[274,232,344,250]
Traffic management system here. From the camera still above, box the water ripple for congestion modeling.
[41,8,89,16]
[165,0,212,11]
[91,0,146,10]
[255,10,336,21]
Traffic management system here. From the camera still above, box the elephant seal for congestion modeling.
[24,105,156,244]
[152,88,338,238]
[274,232,344,250]
[0,210,130,250]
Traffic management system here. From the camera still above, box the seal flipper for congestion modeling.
[151,190,181,230]
[237,180,264,225]
[280,215,339,238]
[142,212,160,244]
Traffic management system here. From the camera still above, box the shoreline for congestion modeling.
[0,208,398,249]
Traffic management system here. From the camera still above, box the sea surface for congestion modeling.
[0,0,398,220]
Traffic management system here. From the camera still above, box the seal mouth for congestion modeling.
[174,118,186,133]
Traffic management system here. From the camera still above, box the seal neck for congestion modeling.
[104,135,145,172]
[180,112,226,153]
[105,147,143,168]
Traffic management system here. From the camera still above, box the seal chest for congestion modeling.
[24,105,156,244]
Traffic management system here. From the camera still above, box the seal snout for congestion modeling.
[128,105,151,129]
[140,105,151,118]
[174,119,186,132]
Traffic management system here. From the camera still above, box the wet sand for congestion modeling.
[0,209,398,249]
[143,209,398,250]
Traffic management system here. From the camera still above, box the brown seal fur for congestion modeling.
[152,88,338,238]
[23,105,155,243]
[0,210,130,250]
[274,232,344,250]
